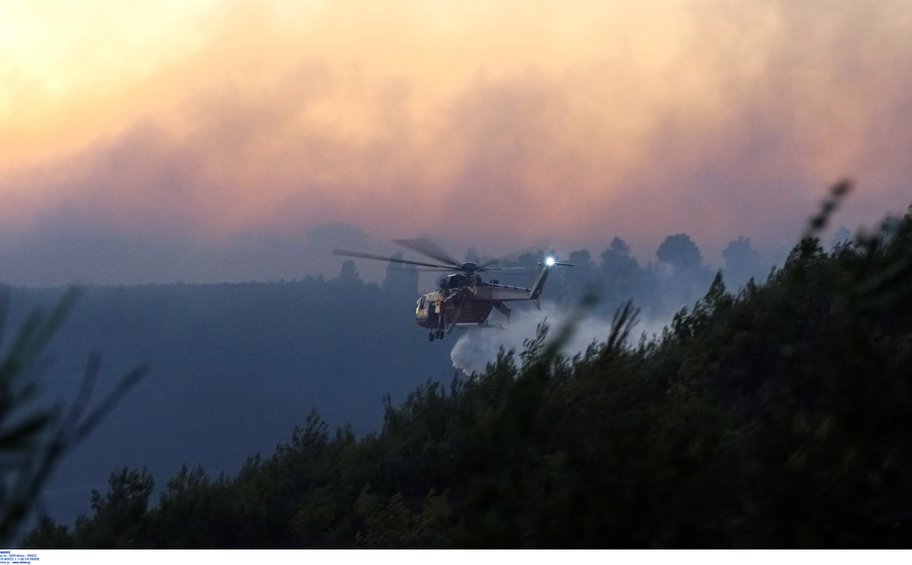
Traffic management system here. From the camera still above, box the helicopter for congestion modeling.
[334,238,572,341]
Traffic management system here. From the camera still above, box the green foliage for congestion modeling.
[22,186,912,548]
[74,468,154,548]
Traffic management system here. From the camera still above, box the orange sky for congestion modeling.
[2,0,911,284]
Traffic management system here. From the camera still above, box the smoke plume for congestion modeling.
[450,301,668,375]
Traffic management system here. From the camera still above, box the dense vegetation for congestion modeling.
[20,191,912,547]
[3,211,760,528]
[0,267,455,528]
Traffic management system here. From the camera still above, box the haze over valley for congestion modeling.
[3,0,912,548]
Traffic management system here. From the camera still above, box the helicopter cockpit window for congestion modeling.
[417,296,426,310]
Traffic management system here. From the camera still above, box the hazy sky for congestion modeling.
[2,0,910,285]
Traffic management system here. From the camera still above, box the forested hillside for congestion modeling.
[1,266,453,526]
[2,219,766,528]
[21,198,912,548]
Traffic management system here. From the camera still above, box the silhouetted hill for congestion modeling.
[0,226,795,530]
[19,193,912,548]
[5,276,453,524]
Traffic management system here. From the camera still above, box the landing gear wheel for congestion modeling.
[436,330,445,340]
[428,332,435,342]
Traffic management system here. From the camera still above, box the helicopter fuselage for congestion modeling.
[414,269,556,341]
[415,290,495,331]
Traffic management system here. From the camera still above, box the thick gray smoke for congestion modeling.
[450,302,668,375]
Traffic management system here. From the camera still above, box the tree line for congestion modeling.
[17,186,912,547]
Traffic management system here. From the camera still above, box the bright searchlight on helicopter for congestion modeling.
[545,256,556,267]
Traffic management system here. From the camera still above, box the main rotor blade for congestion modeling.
[333,249,454,270]
[480,246,546,270]
[385,266,455,273]
[483,266,540,273]
[392,238,461,268]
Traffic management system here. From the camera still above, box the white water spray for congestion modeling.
[449,302,668,375]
